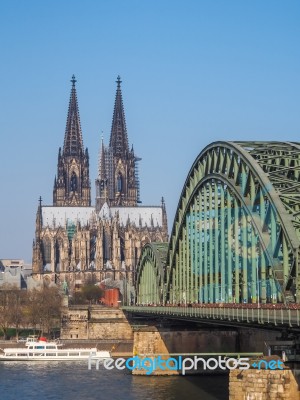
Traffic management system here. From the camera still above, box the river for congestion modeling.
[0,361,229,399]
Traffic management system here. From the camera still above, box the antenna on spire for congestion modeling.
[116,75,122,88]
[71,74,77,87]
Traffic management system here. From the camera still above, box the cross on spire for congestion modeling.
[116,75,122,88]
[71,74,77,86]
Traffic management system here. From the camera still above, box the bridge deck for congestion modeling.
[122,305,300,329]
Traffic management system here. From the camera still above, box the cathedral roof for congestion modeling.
[41,206,94,228]
[41,204,164,229]
[108,206,163,227]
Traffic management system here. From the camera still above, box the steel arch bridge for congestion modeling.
[136,141,300,307]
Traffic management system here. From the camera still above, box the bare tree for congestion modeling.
[0,285,63,339]
[0,288,12,339]
[24,288,42,334]
[34,286,62,336]
[8,289,26,340]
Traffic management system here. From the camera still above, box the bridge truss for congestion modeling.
[137,141,300,305]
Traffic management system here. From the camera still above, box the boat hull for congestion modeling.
[0,349,111,361]
[0,355,109,361]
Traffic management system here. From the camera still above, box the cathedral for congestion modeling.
[32,76,168,291]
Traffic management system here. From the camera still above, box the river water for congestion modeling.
[0,361,228,400]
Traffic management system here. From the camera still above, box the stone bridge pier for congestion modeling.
[132,325,239,375]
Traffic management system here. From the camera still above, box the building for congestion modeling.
[32,76,168,292]
[0,259,32,289]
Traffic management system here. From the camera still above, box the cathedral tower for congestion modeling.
[53,75,91,206]
[95,76,140,211]
[33,75,168,290]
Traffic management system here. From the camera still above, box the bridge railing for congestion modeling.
[122,306,300,327]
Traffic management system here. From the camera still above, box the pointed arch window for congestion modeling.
[55,239,62,271]
[43,238,51,265]
[90,234,96,261]
[120,237,125,262]
[70,172,78,191]
[117,173,123,193]
[103,230,111,261]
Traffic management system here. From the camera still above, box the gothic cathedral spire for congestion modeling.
[63,75,84,157]
[53,75,91,206]
[95,76,140,210]
[109,76,129,158]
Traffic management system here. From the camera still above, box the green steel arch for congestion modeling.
[166,141,300,305]
[136,242,168,305]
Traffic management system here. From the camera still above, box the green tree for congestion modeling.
[80,284,103,304]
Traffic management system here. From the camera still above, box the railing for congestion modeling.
[122,306,300,327]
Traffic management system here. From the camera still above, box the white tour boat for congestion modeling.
[0,336,111,361]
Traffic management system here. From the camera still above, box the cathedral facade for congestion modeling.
[32,76,168,290]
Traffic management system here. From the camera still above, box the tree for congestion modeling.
[24,288,43,334]
[0,285,26,339]
[29,285,62,336]
[80,284,103,304]
[0,288,12,339]
[0,284,63,339]
[8,289,26,340]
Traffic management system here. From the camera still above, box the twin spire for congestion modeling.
[63,74,128,160]
[56,74,138,209]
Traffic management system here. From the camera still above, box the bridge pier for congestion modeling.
[229,361,300,400]
[132,325,239,375]
[132,327,179,375]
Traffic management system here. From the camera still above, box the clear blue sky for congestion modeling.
[0,0,299,262]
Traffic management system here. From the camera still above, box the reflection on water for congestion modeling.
[0,361,228,400]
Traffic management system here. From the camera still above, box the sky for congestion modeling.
[0,0,300,262]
